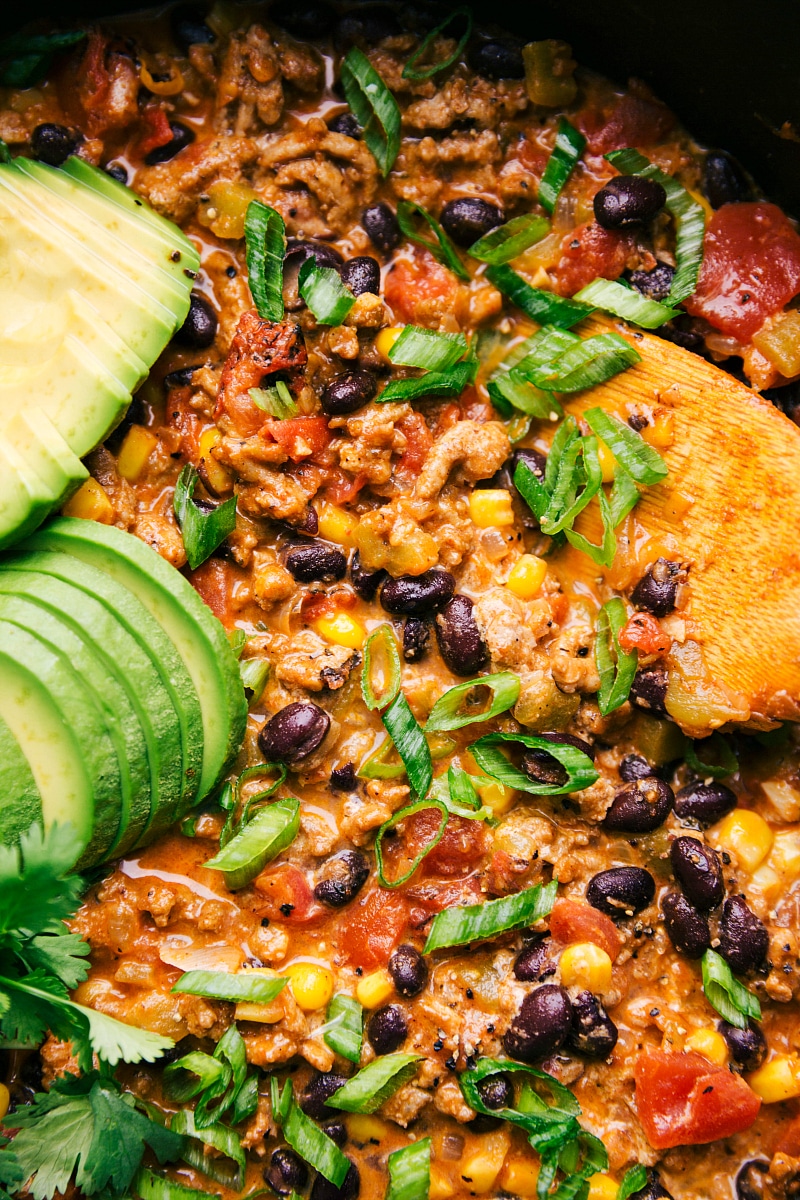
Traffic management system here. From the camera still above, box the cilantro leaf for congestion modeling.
[25,931,91,989]
[0,1136,24,1200]
[0,970,69,1047]
[0,824,83,938]
[10,1094,94,1200]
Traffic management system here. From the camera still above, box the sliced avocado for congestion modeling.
[0,564,183,847]
[0,443,57,548]
[29,519,247,800]
[0,711,43,847]
[0,620,121,865]
[5,409,88,505]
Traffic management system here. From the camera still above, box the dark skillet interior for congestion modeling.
[2,0,800,216]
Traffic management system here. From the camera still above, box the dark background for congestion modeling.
[3,0,800,215]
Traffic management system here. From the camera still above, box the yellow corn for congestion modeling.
[0,1083,9,1122]
[235,967,285,1023]
[498,1157,540,1197]
[715,809,773,872]
[198,426,234,495]
[315,611,366,650]
[285,962,334,1012]
[641,409,676,449]
[460,1129,511,1194]
[469,488,515,529]
[685,1028,728,1066]
[477,778,516,816]
[62,477,114,524]
[559,942,613,993]
[506,554,548,600]
[347,1114,391,1143]
[588,1175,619,1200]
[356,968,394,1009]
[317,501,359,547]
[596,440,617,483]
[375,325,404,362]
[117,425,158,482]
[197,179,258,239]
[428,1166,457,1200]
[749,1055,800,1103]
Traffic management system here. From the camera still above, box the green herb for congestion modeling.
[583,408,668,485]
[378,356,477,403]
[444,765,482,812]
[362,625,402,711]
[328,1054,423,1114]
[240,656,269,703]
[0,139,11,165]
[486,264,594,328]
[386,1138,431,1200]
[617,1165,648,1200]
[0,30,85,87]
[171,1109,245,1190]
[324,994,363,1063]
[228,628,246,658]
[528,333,642,392]
[605,148,706,304]
[382,692,433,801]
[685,734,738,780]
[278,1094,351,1186]
[298,258,355,325]
[388,325,468,370]
[173,465,237,571]
[701,948,761,1029]
[538,119,587,215]
[375,799,449,888]
[171,970,287,1004]
[250,379,298,418]
[488,326,578,419]
[470,731,599,796]
[341,47,401,177]
[424,672,520,732]
[595,599,638,716]
[469,214,551,265]
[574,277,678,329]
[397,199,470,281]
[424,879,558,953]
[136,1169,215,1200]
[427,768,494,824]
[244,200,286,322]
[164,1026,258,1132]
[402,7,472,80]
[204,796,300,889]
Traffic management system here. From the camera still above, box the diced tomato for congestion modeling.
[138,104,173,157]
[253,864,323,924]
[776,1114,800,1157]
[551,222,635,296]
[396,412,433,478]
[300,590,357,623]
[215,312,308,437]
[165,385,202,460]
[515,137,550,177]
[262,417,331,463]
[325,467,367,504]
[459,388,494,424]
[486,849,529,897]
[77,31,138,136]
[404,875,484,924]
[549,898,622,961]
[635,1050,761,1149]
[618,613,670,656]
[683,202,800,340]
[187,557,241,623]
[580,92,675,155]
[386,808,487,880]
[384,247,462,326]
[339,887,409,968]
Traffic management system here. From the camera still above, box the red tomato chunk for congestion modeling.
[339,887,409,968]
[635,1049,761,1149]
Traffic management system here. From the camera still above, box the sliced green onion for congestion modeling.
[595,599,637,716]
[574,277,678,329]
[565,463,640,568]
[488,327,578,418]
[424,879,558,953]
[245,200,286,322]
[617,1165,648,1200]
[283,1098,351,1186]
[204,797,300,889]
[469,214,550,266]
[685,734,738,780]
[250,379,298,418]
[271,1077,293,1126]
[362,625,402,711]
[428,769,493,823]
[529,333,642,393]
[0,139,11,164]
[328,1054,423,1114]
[382,693,433,801]
[171,970,287,1004]
[583,408,668,485]
[446,765,482,812]
[174,465,237,571]
[386,1138,431,1200]
[486,264,594,328]
[0,30,86,87]
[341,47,401,178]
[358,736,406,780]
[163,1051,229,1106]
[388,325,468,371]
[402,7,472,81]
[378,356,477,403]
[136,1168,214,1200]
[298,258,355,325]
[488,375,560,420]
[240,656,269,704]
[324,994,363,1064]
[701,948,761,1029]
[235,761,289,830]
[538,118,587,215]
[375,798,448,888]
[606,148,706,305]
[470,731,598,796]
[397,199,469,281]
[172,1110,245,1189]
[461,1058,580,1124]
[215,1024,255,1123]
[424,673,520,732]
[228,628,246,658]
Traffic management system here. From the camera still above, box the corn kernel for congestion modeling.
[235,967,285,1023]
[715,809,773,872]
[317,501,358,547]
[749,1055,800,1103]
[477,779,516,816]
[375,325,404,362]
[760,780,800,822]
[641,409,676,449]
[116,425,158,482]
[62,477,114,524]
[559,942,613,993]
[596,439,617,483]
[469,489,515,529]
[285,962,334,1012]
[347,1114,391,1143]
[0,1083,9,1122]
[685,1028,728,1066]
[356,968,394,1009]
[498,1157,540,1197]
[507,554,548,600]
[588,1175,618,1200]
[314,611,366,650]
[429,1166,457,1200]
[199,425,234,495]
[460,1130,511,1194]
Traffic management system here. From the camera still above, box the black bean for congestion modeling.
[522,732,595,789]
[512,446,547,480]
[285,542,347,583]
[603,778,674,833]
[619,754,667,783]
[669,836,724,910]
[704,151,753,209]
[258,701,330,763]
[513,936,551,982]
[587,867,655,919]
[719,896,769,974]
[314,851,370,907]
[335,5,401,47]
[477,447,547,495]
[630,558,682,617]
[328,112,361,139]
[629,264,676,303]
[271,0,337,38]
[321,370,377,416]
[630,1171,674,1200]
[629,667,668,717]
[322,1121,348,1147]
[170,4,215,49]
[468,38,525,80]
[367,1004,408,1054]
[403,616,430,663]
[674,781,737,827]
[283,239,345,310]
[439,198,504,248]
[734,1160,768,1200]
[144,122,195,165]
[380,569,455,616]
[340,256,380,296]
[265,1147,309,1195]
[389,944,428,997]
[593,176,667,229]
[330,763,357,792]
[476,1072,513,1110]
[350,552,386,601]
[175,294,218,349]
[435,595,488,676]
[31,123,79,166]
[719,1020,767,1072]
[655,317,706,355]
[310,1161,360,1200]
[300,1072,350,1119]
[567,990,618,1059]
[503,984,573,1063]
[661,891,710,958]
[469,1113,503,1133]
[105,162,128,184]
[362,203,400,256]
[164,366,199,390]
